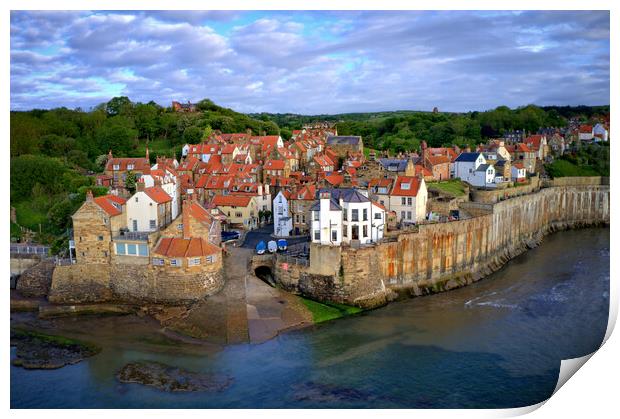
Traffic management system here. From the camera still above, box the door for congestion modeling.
[133,220,138,232]
[351,225,359,240]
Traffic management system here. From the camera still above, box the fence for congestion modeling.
[276,254,309,267]
[10,244,50,256]
[54,257,75,266]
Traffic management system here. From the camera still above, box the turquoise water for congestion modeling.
[11,228,610,408]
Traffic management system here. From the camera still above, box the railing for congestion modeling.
[114,231,150,241]
[277,254,309,267]
[55,257,75,266]
[10,244,50,256]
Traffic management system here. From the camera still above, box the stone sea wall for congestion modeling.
[272,182,610,308]
[50,258,224,304]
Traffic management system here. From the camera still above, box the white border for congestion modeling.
[3,1,617,418]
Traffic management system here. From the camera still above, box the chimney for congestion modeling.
[154,177,162,187]
[136,179,145,192]
[182,200,191,239]
[145,145,150,162]
[86,189,94,202]
[108,150,113,160]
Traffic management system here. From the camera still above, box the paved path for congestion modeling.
[164,247,312,345]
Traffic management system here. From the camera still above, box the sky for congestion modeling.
[10,10,610,114]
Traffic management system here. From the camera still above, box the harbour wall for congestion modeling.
[268,182,610,308]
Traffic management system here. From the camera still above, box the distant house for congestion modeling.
[126,183,173,232]
[453,152,497,188]
[273,191,293,237]
[326,135,364,158]
[592,123,609,142]
[103,150,151,190]
[511,144,536,174]
[578,125,594,142]
[378,158,415,176]
[211,195,258,230]
[172,101,197,113]
[288,184,316,235]
[511,163,527,183]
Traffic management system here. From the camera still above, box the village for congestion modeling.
[45,102,609,308]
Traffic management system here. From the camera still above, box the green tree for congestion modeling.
[105,96,133,117]
[183,126,203,144]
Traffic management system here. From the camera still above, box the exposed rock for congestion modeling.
[117,361,233,392]
[16,259,55,298]
[38,303,138,319]
[292,381,378,403]
[11,328,100,369]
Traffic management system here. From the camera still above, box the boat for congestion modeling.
[256,241,266,255]
[267,240,278,253]
[277,239,288,251]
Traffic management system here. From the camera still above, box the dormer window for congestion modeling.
[127,164,134,170]
[113,164,120,170]
[401,183,411,190]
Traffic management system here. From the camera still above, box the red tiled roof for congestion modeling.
[265,159,286,170]
[291,184,316,200]
[390,176,422,197]
[324,173,344,186]
[372,200,388,211]
[425,155,451,165]
[415,165,433,177]
[93,195,126,216]
[369,178,393,188]
[515,143,532,153]
[144,186,172,204]
[212,195,252,207]
[579,125,593,133]
[154,237,220,258]
[105,157,150,172]
[513,163,525,170]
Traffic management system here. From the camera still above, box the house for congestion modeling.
[511,143,537,174]
[368,178,393,207]
[140,167,180,219]
[71,191,127,264]
[104,150,151,190]
[326,136,364,158]
[310,188,385,246]
[378,158,415,176]
[424,155,451,181]
[388,176,428,224]
[288,184,316,235]
[126,183,173,232]
[273,191,293,237]
[211,195,259,230]
[592,123,609,142]
[172,101,196,113]
[524,135,548,160]
[578,125,594,142]
[453,152,497,188]
[511,163,527,183]
[493,159,511,183]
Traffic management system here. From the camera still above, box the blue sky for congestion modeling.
[10,10,610,113]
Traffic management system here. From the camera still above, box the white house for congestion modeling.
[273,191,293,237]
[387,176,428,224]
[453,152,497,188]
[141,168,180,219]
[126,184,172,232]
[511,163,527,183]
[593,123,609,142]
[311,188,385,246]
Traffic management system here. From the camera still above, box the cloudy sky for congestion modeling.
[10,10,609,114]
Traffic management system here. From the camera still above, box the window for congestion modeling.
[235,212,243,218]
[407,197,412,206]
[138,244,149,257]
[363,209,368,221]
[149,220,156,230]
[277,205,283,215]
[314,230,320,240]
[407,211,412,220]
[98,235,104,241]
[177,223,183,231]
[331,230,338,242]
[135,197,139,202]
[189,258,201,266]
[127,164,134,170]
[116,243,126,255]
[302,215,306,223]
[113,164,120,170]
[127,244,137,255]
[343,209,348,221]
[351,209,359,222]
[343,228,347,238]
[206,255,216,263]
[375,212,382,220]
[170,259,181,267]
[152,258,165,266]
[401,197,406,205]
[103,251,108,257]
[401,182,410,190]
[363,225,368,238]
[313,211,319,221]
[401,211,406,220]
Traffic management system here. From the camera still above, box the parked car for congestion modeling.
[221,230,240,242]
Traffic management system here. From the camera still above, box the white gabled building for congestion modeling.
[141,167,181,219]
[388,176,428,224]
[453,152,497,188]
[273,190,293,237]
[310,188,385,246]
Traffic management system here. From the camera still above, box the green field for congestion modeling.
[427,179,467,197]
[301,297,363,323]
[545,159,600,177]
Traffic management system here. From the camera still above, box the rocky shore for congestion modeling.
[117,361,233,392]
[10,328,100,369]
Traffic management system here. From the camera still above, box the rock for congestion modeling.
[292,381,377,403]
[116,361,233,392]
[10,328,100,369]
[16,259,55,298]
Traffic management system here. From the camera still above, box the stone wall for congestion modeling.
[470,175,540,203]
[542,176,609,187]
[15,259,55,297]
[269,183,610,308]
[50,257,224,304]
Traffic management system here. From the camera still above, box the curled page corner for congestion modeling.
[552,352,596,396]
